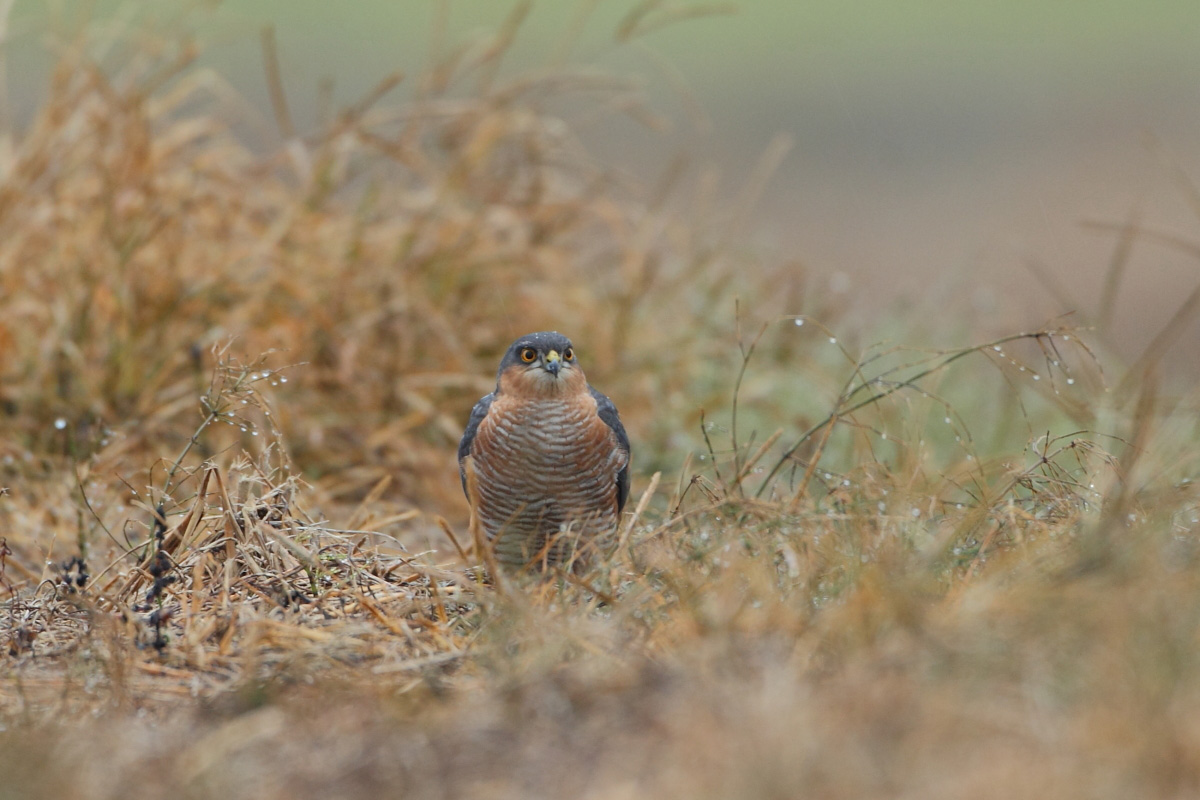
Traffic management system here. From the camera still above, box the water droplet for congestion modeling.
[911,508,920,517]
[993,346,1002,352]
[823,473,832,481]
[1066,378,1075,385]
[944,417,951,424]
[877,502,886,512]
[54,418,67,430]
[880,432,887,441]
[828,337,837,345]
[842,479,850,487]
[793,319,804,327]
[1032,374,1040,381]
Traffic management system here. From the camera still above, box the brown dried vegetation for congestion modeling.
[3,5,1200,799]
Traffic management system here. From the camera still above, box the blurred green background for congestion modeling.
[16,1,1200,363]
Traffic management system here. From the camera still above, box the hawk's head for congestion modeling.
[496,331,586,396]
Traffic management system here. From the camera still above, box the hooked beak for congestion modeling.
[543,350,562,376]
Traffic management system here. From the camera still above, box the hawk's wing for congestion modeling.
[591,386,631,513]
[457,392,495,497]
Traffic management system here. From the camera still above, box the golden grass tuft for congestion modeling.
[2,5,1200,798]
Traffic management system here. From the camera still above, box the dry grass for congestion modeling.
[3,5,1200,799]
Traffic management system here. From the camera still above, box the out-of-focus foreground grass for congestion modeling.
[2,6,1200,799]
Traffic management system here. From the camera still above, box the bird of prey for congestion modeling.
[458,331,630,568]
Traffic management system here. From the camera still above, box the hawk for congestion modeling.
[458,331,631,568]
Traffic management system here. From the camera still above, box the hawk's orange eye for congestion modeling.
[563,348,574,360]
[520,348,537,363]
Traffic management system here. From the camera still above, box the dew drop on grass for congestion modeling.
[54,418,67,430]
[944,417,951,424]
[842,479,850,487]
[1066,378,1075,385]
[794,319,804,327]
[993,346,1002,352]
[911,508,920,517]
[280,376,288,383]
[823,473,832,481]
[880,432,887,441]
[828,337,837,344]
[877,502,886,513]
[1032,374,1040,381]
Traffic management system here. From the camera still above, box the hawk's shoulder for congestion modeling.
[589,385,630,512]
[457,392,495,489]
